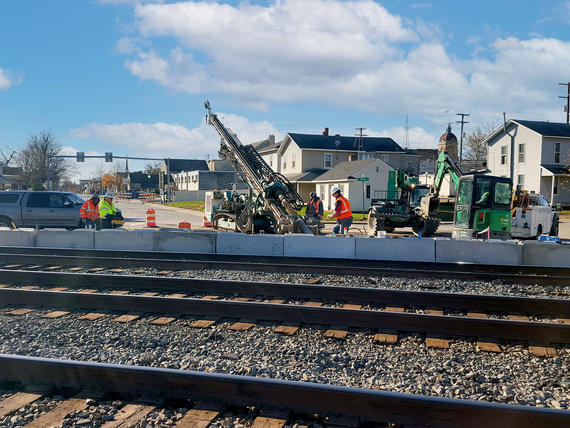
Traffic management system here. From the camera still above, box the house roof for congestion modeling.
[287,133,405,152]
[541,164,570,175]
[285,168,328,182]
[166,159,208,173]
[256,141,281,153]
[514,120,570,138]
[313,158,381,182]
[0,175,12,184]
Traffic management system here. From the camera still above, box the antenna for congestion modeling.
[404,115,409,149]
[354,127,367,159]
[559,82,570,124]
[455,113,470,170]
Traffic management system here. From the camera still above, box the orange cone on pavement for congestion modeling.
[146,208,157,227]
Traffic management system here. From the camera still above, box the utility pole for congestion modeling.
[559,82,570,124]
[455,113,470,170]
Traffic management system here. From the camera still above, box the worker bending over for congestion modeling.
[99,192,119,229]
[80,193,100,230]
[306,191,323,220]
[329,186,352,234]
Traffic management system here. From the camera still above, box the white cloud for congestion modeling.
[0,67,22,90]
[106,0,570,125]
[68,113,280,161]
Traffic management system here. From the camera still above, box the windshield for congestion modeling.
[66,193,85,205]
[410,187,430,206]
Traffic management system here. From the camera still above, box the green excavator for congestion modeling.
[368,151,513,239]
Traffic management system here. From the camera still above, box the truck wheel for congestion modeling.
[535,225,543,240]
[550,215,559,236]
[0,216,15,229]
[412,217,439,237]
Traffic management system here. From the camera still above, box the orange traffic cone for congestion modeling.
[146,208,157,227]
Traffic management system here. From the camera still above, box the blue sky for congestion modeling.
[1,0,570,179]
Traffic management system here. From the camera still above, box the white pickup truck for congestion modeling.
[511,194,559,239]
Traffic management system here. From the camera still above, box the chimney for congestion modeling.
[322,127,329,136]
[268,134,275,144]
[348,155,357,162]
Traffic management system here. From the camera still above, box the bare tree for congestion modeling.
[0,145,17,166]
[16,132,71,190]
[145,161,161,174]
[464,122,498,161]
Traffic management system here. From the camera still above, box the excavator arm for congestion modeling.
[204,101,311,234]
[432,150,462,196]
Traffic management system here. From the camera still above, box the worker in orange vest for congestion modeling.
[80,193,101,230]
[306,191,323,220]
[329,186,352,235]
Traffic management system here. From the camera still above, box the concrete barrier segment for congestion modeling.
[355,236,436,262]
[0,230,36,247]
[153,230,216,253]
[217,232,284,256]
[284,233,356,259]
[94,229,155,251]
[522,241,570,267]
[35,230,95,249]
[435,238,523,265]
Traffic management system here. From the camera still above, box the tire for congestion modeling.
[535,224,543,240]
[412,216,439,237]
[550,215,559,236]
[0,216,15,229]
[367,216,391,237]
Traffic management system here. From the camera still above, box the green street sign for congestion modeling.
[357,177,369,182]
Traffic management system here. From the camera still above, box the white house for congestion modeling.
[485,120,570,206]
[312,158,394,213]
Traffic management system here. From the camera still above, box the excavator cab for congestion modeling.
[452,174,512,240]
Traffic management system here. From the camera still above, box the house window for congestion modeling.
[381,154,389,163]
[292,153,296,169]
[518,143,525,163]
[517,174,524,189]
[269,156,273,167]
[283,156,287,170]
[324,153,332,168]
[501,146,507,165]
[358,152,374,160]
[555,142,561,163]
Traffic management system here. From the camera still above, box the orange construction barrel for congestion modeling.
[146,208,157,227]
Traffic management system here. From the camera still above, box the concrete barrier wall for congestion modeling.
[355,236,435,262]
[435,238,523,265]
[0,229,568,267]
[284,234,356,258]
[217,233,283,256]
[522,241,570,267]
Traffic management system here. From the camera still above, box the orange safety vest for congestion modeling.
[308,199,322,216]
[80,200,99,221]
[335,195,352,219]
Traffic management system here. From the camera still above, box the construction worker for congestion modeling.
[329,186,352,234]
[99,192,119,229]
[306,191,323,220]
[80,193,100,230]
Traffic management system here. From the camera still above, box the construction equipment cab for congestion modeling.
[452,175,512,239]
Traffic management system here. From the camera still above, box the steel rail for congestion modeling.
[0,354,568,428]
[0,288,569,344]
[1,269,569,318]
[0,246,569,286]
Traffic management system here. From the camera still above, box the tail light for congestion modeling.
[478,212,484,220]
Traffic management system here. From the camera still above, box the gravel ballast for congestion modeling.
[0,309,568,411]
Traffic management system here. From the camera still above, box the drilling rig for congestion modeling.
[204,101,312,234]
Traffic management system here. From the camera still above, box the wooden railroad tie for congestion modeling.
[67,267,83,272]
[48,287,68,291]
[425,309,444,315]
[304,301,323,307]
[274,325,299,335]
[141,292,159,297]
[229,321,254,331]
[45,266,62,270]
[3,264,21,268]
[374,332,398,344]
[343,304,362,310]
[190,319,216,328]
[168,293,187,298]
[467,312,488,318]
[508,314,530,321]
[113,315,140,323]
[476,341,501,353]
[88,267,106,272]
[7,308,33,316]
[150,317,176,325]
[269,299,285,304]
[24,397,88,428]
[79,313,106,321]
[0,392,42,418]
[251,415,287,428]
[110,290,129,295]
[42,311,69,319]
[426,337,450,349]
[174,405,221,428]
[324,328,348,339]
[79,289,98,294]
[100,403,154,428]
[20,285,39,290]
[529,346,558,357]
[385,306,404,312]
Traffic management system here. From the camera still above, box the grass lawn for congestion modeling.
[167,201,205,211]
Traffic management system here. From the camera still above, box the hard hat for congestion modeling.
[309,191,317,199]
[331,186,340,195]
[104,192,114,198]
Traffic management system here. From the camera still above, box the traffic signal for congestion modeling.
[105,152,113,162]
[76,152,85,162]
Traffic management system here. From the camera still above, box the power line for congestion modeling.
[559,82,570,124]
[354,127,368,157]
[455,113,470,170]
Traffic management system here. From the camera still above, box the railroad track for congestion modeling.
[0,246,569,285]
[0,270,569,347]
[0,354,568,428]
